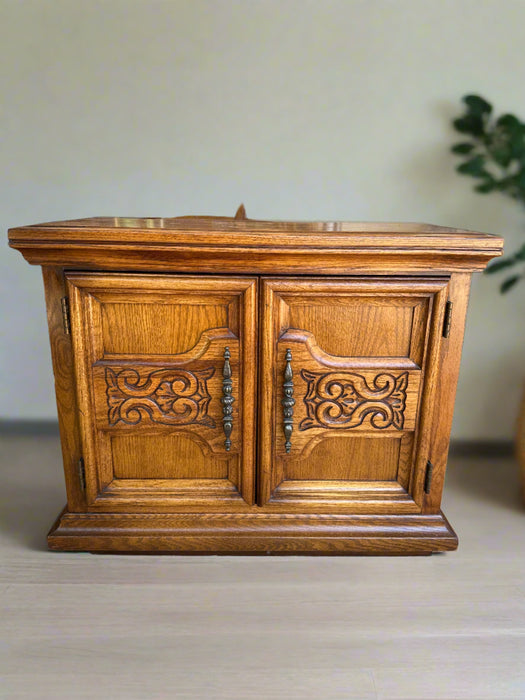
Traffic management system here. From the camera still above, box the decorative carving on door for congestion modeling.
[299,370,408,431]
[106,366,215,427]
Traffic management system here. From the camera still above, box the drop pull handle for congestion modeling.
[221,347,234,451]
[282,348,295,453]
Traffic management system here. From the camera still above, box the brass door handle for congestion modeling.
[282,348,295,453]
[221,347,234,451]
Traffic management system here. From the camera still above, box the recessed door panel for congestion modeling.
[284,434,412,482]
[287,300,416,358]
[67,273,257,511]
[259,277,449,512]
[110,434,230,480]
[101,302,230,356]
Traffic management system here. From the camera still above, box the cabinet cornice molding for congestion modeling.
[9,216,503,274]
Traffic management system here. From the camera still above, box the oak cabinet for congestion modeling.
[9,213,503,554]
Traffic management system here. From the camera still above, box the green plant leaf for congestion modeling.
[475,180,496,193]
[496,114,522,129]
[492,174,521,196]
[486,257,517,273]
[456,155,489,177]
[463,94,493,116]
[487,141,513,167]
[453,115,485,137]
[451,142,476,155]
[500,275,521,293]
[515,169,525,191]
[451,95,525,293]
[495,117,525,161]
[515,243,525,260]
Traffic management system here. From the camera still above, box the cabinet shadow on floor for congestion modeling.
[445,448,523,513]
[0,433,66,551]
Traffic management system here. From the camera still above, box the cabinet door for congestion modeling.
[259,277,449,512]
[67,273,257,511]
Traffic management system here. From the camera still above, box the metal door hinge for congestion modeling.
[442,300,453,338]
[61,296,71,335]
[424,460,434,494]
[78,457,86,492]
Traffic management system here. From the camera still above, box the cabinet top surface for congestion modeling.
[9,214,501,240]
[8,214,504,274]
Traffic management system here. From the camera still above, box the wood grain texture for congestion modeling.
[399,280,449,511]
[41,268,86,512]
[47,509,458,554]
[287,298,417,358]
[8,216,503,275]
[8,215,504,554]
[101,302,228,355]
[287,352,421,432]
[422,272,472,513]
[285,435,403,481]
[258,277,446,514]
[66,273,257,510]
[111,433,229,480]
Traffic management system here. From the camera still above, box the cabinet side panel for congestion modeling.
[424,272,472,514]
[67,282,103,505]
[41,267,86,512]
[406,284,449,507]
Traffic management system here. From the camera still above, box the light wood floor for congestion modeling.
[1,434,525,699]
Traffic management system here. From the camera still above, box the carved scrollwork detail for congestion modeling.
[299,370,408,431]
[106,366,215,428]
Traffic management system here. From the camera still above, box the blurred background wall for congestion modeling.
[1,0,524,439]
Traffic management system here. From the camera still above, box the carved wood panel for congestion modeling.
[258,276,449,510]
[67,273,257,509]
[105,366,215,428]
[91,331,235,447]
[273,330,423,448]
[300,369,408,431]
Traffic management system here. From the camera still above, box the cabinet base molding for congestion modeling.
[48,508,458,555]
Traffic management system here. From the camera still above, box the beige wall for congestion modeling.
[2,0,525,438]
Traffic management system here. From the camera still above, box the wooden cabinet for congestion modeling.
[9,213,503,554]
